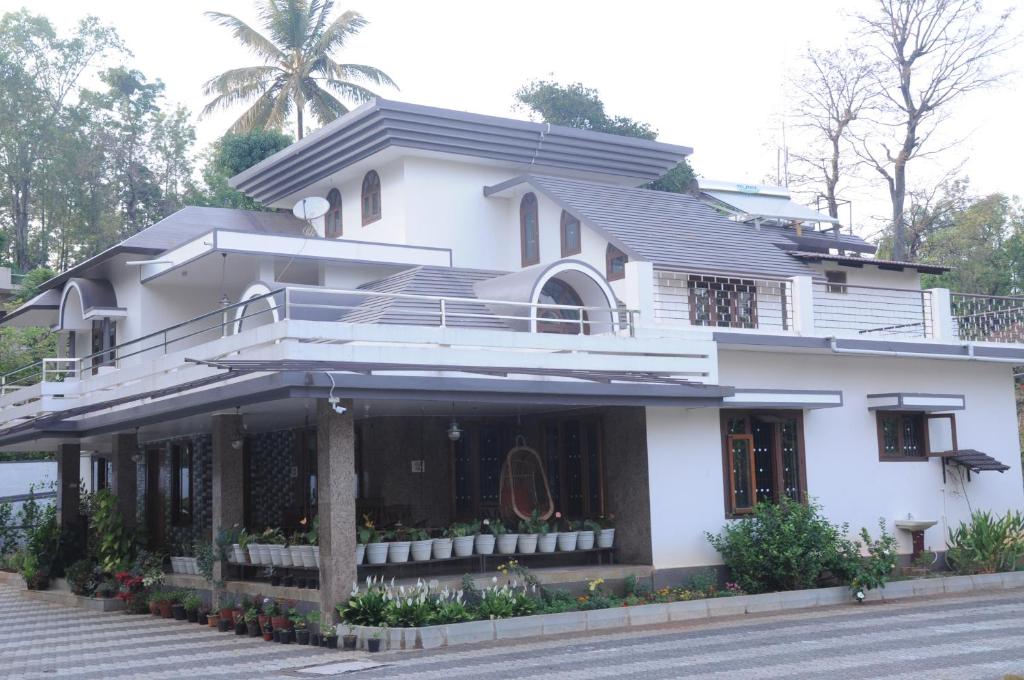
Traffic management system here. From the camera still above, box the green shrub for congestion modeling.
[65,559,99,596]
[706,498,852,594]
[0,501,15,554]
[947,511,1024,574]
[90,490,131,573]
[845,520,899,594]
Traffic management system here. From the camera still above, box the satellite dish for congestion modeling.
[292,196,330,221]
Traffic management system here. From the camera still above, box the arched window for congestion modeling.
[606,243,627,281]
[325,188,342,238]
[560,210,581,257]
[520,192,540,266]
[361,170,381,225]
[537,278,587,334]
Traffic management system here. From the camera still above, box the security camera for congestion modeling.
[328,396,347,415]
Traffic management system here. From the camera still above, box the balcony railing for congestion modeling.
[653,271,794,331]
[812,282,933,338]
[0,286,637,393]
[950,292,1024,344]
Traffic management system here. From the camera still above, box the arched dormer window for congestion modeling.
[560,210,581,257]
[606,243,627,281]
[361,170,381,225]
[325,188,342,238]
[520,192,540,266]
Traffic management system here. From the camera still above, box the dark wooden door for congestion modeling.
[145,448,165,549]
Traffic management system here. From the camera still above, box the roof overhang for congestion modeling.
[866,393,965,412]
[0,289,61,328]
[57,278,125,331]
[231,99,693,205]
[788,251,950,275]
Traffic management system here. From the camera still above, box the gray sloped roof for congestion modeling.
[344,266,510,329]
[44,207,307,291]
[488,175,818,280]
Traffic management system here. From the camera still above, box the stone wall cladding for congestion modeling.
[139,433,212,549]
[247,429,298,531]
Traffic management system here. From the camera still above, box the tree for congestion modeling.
[854,0,1016,261]
[198,129,293,210]
[514,79,696,192]
[201,0,397,140]
[788,47,875,218]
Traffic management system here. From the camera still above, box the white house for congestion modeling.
[1,99,1021,610]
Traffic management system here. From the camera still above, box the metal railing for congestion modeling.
[950,292,1024,343]
[0,286,637,392]
[813,282,933,338]
[652,272,794,331]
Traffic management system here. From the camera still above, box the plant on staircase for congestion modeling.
[90,489,131,574]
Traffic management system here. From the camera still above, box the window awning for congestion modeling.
[866,393,965,412]
[721,388,842,410]
[944,449,1010,474]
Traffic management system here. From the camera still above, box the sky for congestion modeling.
[5,0,1023,239]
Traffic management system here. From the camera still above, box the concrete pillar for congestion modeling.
[926,288,955,341]
[56,442,81,531]
[622,261,655,333]
[316,398,356,620]
[211,413,245,580]
[110,433,139,528]
[789,275,816,335]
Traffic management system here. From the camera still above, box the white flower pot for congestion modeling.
[188,557,199,575]
[356,544,365,565]
[557,531,579,551]
[169,556,180,573]
[289,545,304,566]
[388,541,411,563]
[247,545,260,565]
[475,534,496,555]
[518,534,539,554]
[312,546,321,569]
[366,542,388,565]
[432,537,453,559]
[538,533,558,553]
[597,528,615,548]
[452,536,475,557]
[496,534,519,555]
[300,545,316,568]
[269,545,283,566]
[410,539,433,562]
[232,545,247,563]
[259,544,272,565]
[576,530,595,550]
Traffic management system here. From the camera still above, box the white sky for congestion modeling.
[5,0,1023,238]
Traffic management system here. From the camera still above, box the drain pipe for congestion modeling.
[824,338,1022,362]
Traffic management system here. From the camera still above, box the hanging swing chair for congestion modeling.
[499,436,554,521]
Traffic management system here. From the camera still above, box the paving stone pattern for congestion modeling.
[3,584,1024,679]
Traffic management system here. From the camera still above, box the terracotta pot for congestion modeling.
[149,602,160,616]
[207,613,219,627]
[158,602,173,619]
[219,607,234,621]
[257,614,269,630]
[271,615,290,631]
[263,631,274,642]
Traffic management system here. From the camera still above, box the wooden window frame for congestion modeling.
[325,188,343,238]
[361,170,381,226]
[606,244,627,281]
[688,276,758,329]
[170,442,193,527]
[720,410,808,518]
[876,411,930,462]
[726,434,757,515]
[520,193,540,267]
[560,210,581,257]
[825,270,847,294]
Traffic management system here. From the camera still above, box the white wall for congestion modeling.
[645,349,1024,570]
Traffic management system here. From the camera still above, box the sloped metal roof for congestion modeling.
[0,288,60,327]
[486,175,819,280]
[231,99,693,204]
[698,180,840,224]
[788,251,951,274]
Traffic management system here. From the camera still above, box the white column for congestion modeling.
[622,261,655,332]
[926,288,954,341]
[789,276,816,335]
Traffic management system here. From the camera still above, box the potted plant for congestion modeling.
[448,522,475,557]
[157,591,174,619]
[494,519,519,554]
[304,516,321,568]
[558,519,580,551]
[538,514,558,553]
[207,611,220,628]
[218,595,235,624]
[233,610,247,635]
[409,528,433,561]
[307,611,322,647]
[577,519,601,550]
[517,510,543,553]
[183,592,201,623]
[433,528,454,559]
[361,516,388,565]
[322,621,338,649]
[387,526,412,563]
[244,606,260,637]
[342,623,357,651]
[596,514,615,548]
[272,600,296,637]
[475,519,496,555]
[259,598,276,631]
[262,622,274,642]
[171,592,187,621]
[367,627,385,653]
[292,613,309,645]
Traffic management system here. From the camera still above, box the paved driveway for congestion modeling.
[2,583,1024,679]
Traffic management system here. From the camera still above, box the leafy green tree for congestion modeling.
[201,0,397,139]
[514,79,696,192]
[198,130,293,210]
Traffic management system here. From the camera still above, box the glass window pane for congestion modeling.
[881,416,899,455]
[730,437,753,510]
[781,419,800,501]
[901,415,922,456]
[752,422,774,503]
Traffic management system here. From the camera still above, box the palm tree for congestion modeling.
[201,0,396,140]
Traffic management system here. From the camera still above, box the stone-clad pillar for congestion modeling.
[211,413,245,580]
[110,433,139,528]
[56,442,81,530]
[316,399,356,620]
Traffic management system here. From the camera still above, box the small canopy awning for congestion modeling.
[0,289,60,328]
[721,388,843,410]
[866,393,965,412]
[945,449,1010,473]
[698,180,840,225]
